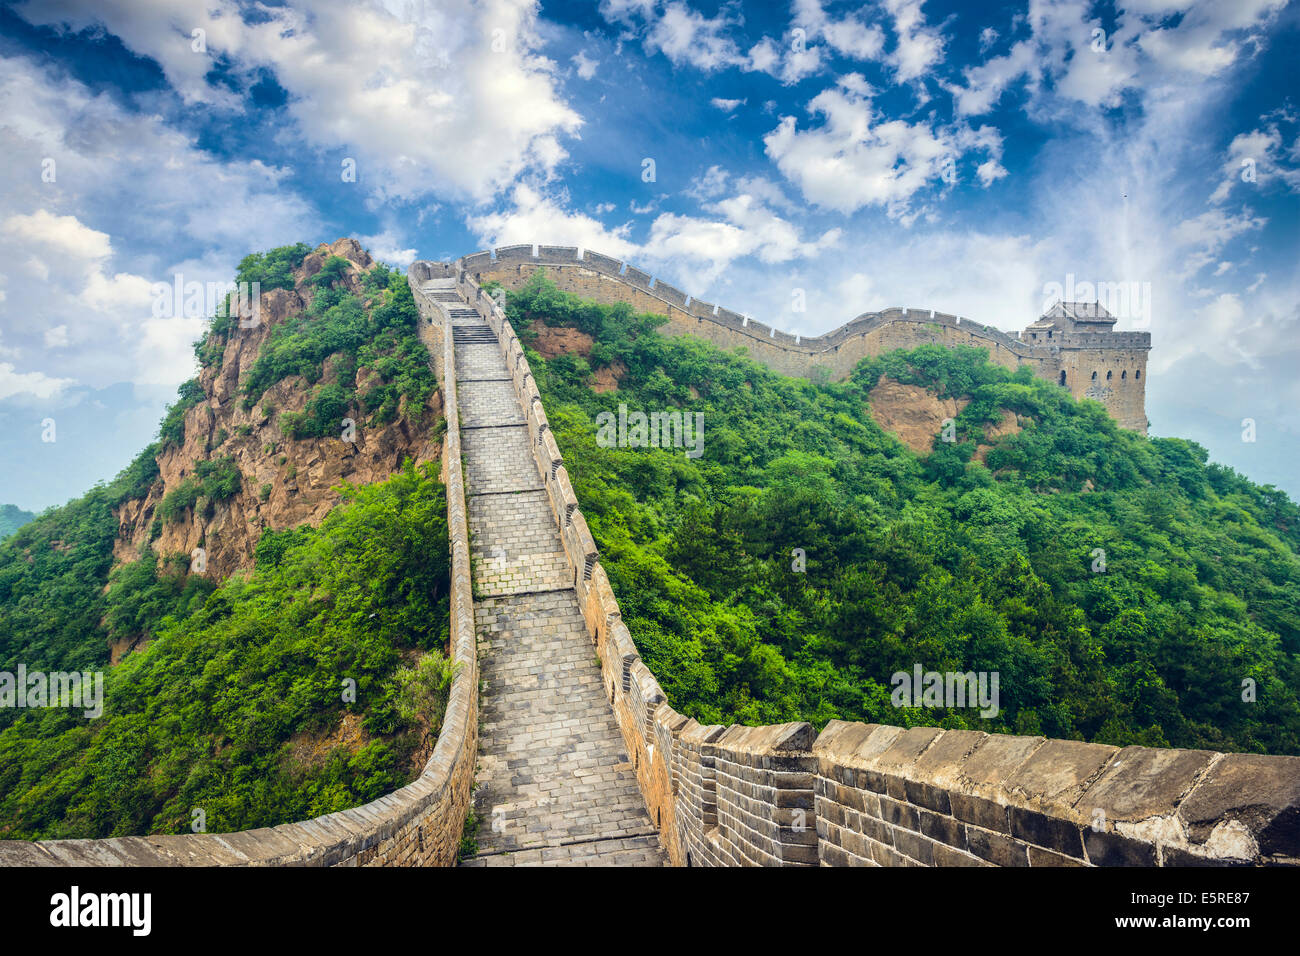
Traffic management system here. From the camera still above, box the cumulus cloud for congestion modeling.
[881,0,946,82]
[0,362,74,400]
[467,184,638,257]
[795,0,886,61]
[572,50,599,79]
[945,0,1285,118]
[468,178,840,290]
[746,35,819,85]
[15,0,583,203]
[643,2,744,72]
[1209,122,1300,203]
[0,54,315,394]
[763,75,1003,217]
[710,97,746,112]
[3,210,111,261]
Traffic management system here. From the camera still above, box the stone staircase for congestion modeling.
[420,279,667,867]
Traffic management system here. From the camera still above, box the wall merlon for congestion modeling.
[495,244,534,261]
[623,266,652,290]
[460,251,492,272]
[582,251,624,276]
[652,280,688,307]
[689,298,717,319]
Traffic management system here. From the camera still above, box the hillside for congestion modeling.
[0,240,451,839]
[500,272,1300,756]
[0,506,34,541]
[1,239,442,677]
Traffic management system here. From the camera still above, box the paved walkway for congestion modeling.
[420,279,667,867]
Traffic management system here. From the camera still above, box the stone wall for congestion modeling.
[463,244,1150,433]
[0,273,478,868]
[439,256,1297,868]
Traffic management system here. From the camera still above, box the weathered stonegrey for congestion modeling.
[429,275,669,867]
[464,246,1151,433]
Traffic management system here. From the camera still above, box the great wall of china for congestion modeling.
[0,248,1293,867]
[464,244,1152,434]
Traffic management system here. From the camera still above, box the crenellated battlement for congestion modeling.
[444,244,1150,432]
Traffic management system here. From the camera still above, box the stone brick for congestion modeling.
[949,791,1011,834]
[1083,828,1157,867]
[964,826,1029,867]
[1177,753,1300,857]
[1009,807,1085,858]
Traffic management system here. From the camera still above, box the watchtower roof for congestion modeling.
[1027,300,1117,332]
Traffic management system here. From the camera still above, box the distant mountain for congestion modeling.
[0,504,35,540]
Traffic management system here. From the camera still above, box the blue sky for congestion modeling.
[0,0,1297,510]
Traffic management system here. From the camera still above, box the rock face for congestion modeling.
[529,323,593,359]
[112,238,442,584]
[866,378,1027,462]
[867,377,970,455]
[526,322,625,392]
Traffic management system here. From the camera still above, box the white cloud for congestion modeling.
[15,0,583,203]
[361,231,419,269]
[2,210,111,260]
[644,2,743,72]
[1172,209,1267,278]
[572,50,599,79]
[763,76,1002,216]
[882,0,945,82]
[0,55,316,393]
[0,362,74,400]
[946,0,1285,118]
[710,97,746,112]
[1209,124,1300,203]
[468,179,840,290]
[787,0,885,69]
[642,193,841,285]
[467,184,638,258]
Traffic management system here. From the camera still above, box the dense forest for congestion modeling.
[0,464,452,839]
[500,272,1300,756]
[0,244,450,839]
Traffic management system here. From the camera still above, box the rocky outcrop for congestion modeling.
[526,322,625,392]
[112,238,442,586]
[867,377,970,455]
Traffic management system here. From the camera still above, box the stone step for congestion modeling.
[437,288,668,868]
[452,325,497,345]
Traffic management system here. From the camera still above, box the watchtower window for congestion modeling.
[1121,370,1127,379]
[1106,370,1112,380]
[1135,369,1140,379]
[1059,370,1067,386]
[1091,371,1097,380]
[1047,330,1053,339]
